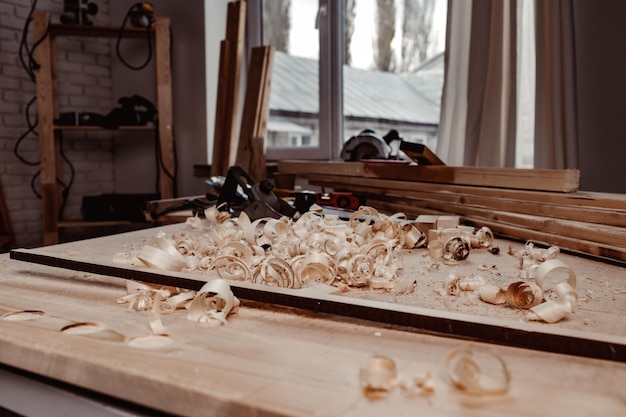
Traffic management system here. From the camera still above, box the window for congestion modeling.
[248,0,447,161]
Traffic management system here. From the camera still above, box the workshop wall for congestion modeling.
[109,0,208,199]
[573,1,626,193]
[0,0,115,248]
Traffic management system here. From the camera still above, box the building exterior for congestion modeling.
[267,51,444,154]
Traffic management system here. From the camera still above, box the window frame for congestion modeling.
[246,0,344,161]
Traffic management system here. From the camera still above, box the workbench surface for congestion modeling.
[2,224,626,416]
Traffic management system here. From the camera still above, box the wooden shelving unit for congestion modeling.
[32,11,175,245]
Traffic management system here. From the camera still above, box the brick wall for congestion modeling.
[0,0,114,248]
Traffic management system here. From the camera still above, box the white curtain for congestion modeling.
[439,0,579,170]
[438,0,517,167]
[436,0,472,166]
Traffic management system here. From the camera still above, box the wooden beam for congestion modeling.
[33,11,59,246]
[307,175,626,263]
[307,176,626,228]
[278,160,581,192]
[236,46,274,181]
[0,176,15,249]
[301,172,626,211]
[10,245,626,361]
[211,1,246,177]
[154,17,175,198]
[361,198,626,264]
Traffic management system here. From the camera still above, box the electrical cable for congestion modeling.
[29,170,41,199]
[16,0,45,201]
[115,3,153,71]
[16,0,74,220]
[19,0,39,82]
[13,96,39,167]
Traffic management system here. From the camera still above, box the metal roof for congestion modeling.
[269,51,442,125]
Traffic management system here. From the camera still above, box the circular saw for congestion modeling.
[340,129,403,161]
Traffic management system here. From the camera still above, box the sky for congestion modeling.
[288,0,447,70]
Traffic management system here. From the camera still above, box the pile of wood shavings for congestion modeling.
[115,206,425,291]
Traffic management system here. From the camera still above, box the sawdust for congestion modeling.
[339,238,626,335]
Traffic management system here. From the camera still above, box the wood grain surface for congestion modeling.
[10,222,626,360]
[1,251,626,416]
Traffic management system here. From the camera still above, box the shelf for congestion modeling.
[53,125,156,132]
[48,23,153,39]
[58,219,137,228]
[33,10,174,246]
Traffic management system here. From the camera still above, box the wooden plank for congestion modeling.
[249,136,266,182]
[311,179,626,248]
[9,221,626,361]
[210,39,233,177]
[357,197,626,264]
[301,173,626,211]
[10,247,626,362]
[308,176,626,263]
[211,1,246,177]
[33,11,59,246]
[316,176,626,227]
[154,17,175,199]
[278,160,581,192]
[2,253,626,416]
[0,177,14,250]
[236,46,274,180]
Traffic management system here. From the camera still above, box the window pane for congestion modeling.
[263,0,321,155]
[342,0,446,159]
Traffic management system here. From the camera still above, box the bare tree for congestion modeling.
[374,0,396,72]
[399,0,435,72]
[263,0,291,52]
[344,0,357,66]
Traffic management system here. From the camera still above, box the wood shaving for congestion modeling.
[445,348,511,395]
[119,206,418,291]
[359,354,435,399]
[187,278,240,327]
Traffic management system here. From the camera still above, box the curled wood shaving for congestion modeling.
[359,354,435,399]
[442,273,460,296]
[428,240,444,258]
[445,348,511,395]
[533,258,577,290]
[359,354,398,395]
[527,282,578,323]
[479,258,578,322]
[517,242,560,271]
[187,279,240,326]
[398,371,435,396]
[479,285,507,305]
[117,281,195,332]
[505,281,543,309]
[471,227,494,248]
[127,206,418,291]
[444,237,470,261]
[458,274,486,291]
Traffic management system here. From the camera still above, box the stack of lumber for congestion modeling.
[277,160,626,264]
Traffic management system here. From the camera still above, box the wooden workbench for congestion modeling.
[2,223,626,416]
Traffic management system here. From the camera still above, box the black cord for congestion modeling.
[18,0,39,82]
[29,170,41,199]
[13,96,39,166]
[16,1,73,216]
[16,1,44,200]
[115,3,153,71]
